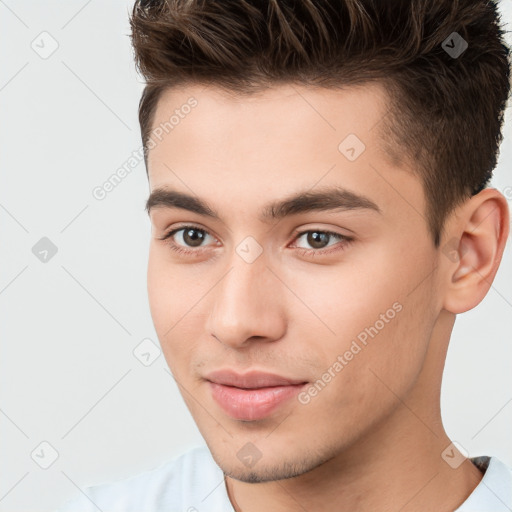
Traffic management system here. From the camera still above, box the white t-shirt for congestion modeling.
[55,445,512,512]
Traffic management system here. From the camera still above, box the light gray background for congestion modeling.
[1,1,511,511]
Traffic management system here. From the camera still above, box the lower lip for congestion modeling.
[208,381,307,421]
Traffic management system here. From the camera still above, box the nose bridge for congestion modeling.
[206,248,285,347]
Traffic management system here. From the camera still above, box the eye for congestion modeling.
[158,225,353,257]
[291,229,353,256]
[159,225,217,256]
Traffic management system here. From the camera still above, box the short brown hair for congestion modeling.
[129,0,511,246]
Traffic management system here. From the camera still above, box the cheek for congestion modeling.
[283,248,402,344]
[147,246,209,370]
[147,247,172,333]
[289,243,434,396]
[147,245,198,323]
[291,288,434,448]
[147,248,189,352]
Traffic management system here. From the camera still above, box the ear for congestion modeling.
[441,188,510,314]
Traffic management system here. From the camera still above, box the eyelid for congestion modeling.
[291,227,351,241]
[160,222,214,240]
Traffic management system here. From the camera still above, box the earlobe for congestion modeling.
[442,189,509,314]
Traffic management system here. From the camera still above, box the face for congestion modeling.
[146,83,443,482]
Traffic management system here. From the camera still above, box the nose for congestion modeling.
[205,255,286,349]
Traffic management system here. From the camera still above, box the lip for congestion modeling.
[205,369,308,421]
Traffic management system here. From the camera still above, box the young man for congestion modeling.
[57,0,512,510]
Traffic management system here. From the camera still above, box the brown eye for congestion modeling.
[182,227,206,247]
[294,229,348,251]
[161,225,215,253]
[306,231,330,249]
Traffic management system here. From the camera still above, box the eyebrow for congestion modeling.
[145,185,381,222]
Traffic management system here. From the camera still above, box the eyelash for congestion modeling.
[159,225,353,258]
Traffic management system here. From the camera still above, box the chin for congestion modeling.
[213,449,325,483]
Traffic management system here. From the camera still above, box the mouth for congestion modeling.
[204,369,308,421]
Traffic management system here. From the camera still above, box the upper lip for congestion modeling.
[205,369,307,389]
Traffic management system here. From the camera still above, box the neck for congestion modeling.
[224,312,484,512]
[225,410,483,512]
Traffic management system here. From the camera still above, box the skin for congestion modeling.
[145,83,509,512]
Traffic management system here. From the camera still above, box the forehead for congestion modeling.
[144,82,423,229]
[147,82,394,175]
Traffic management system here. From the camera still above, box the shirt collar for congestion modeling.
[455,456,512,511]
